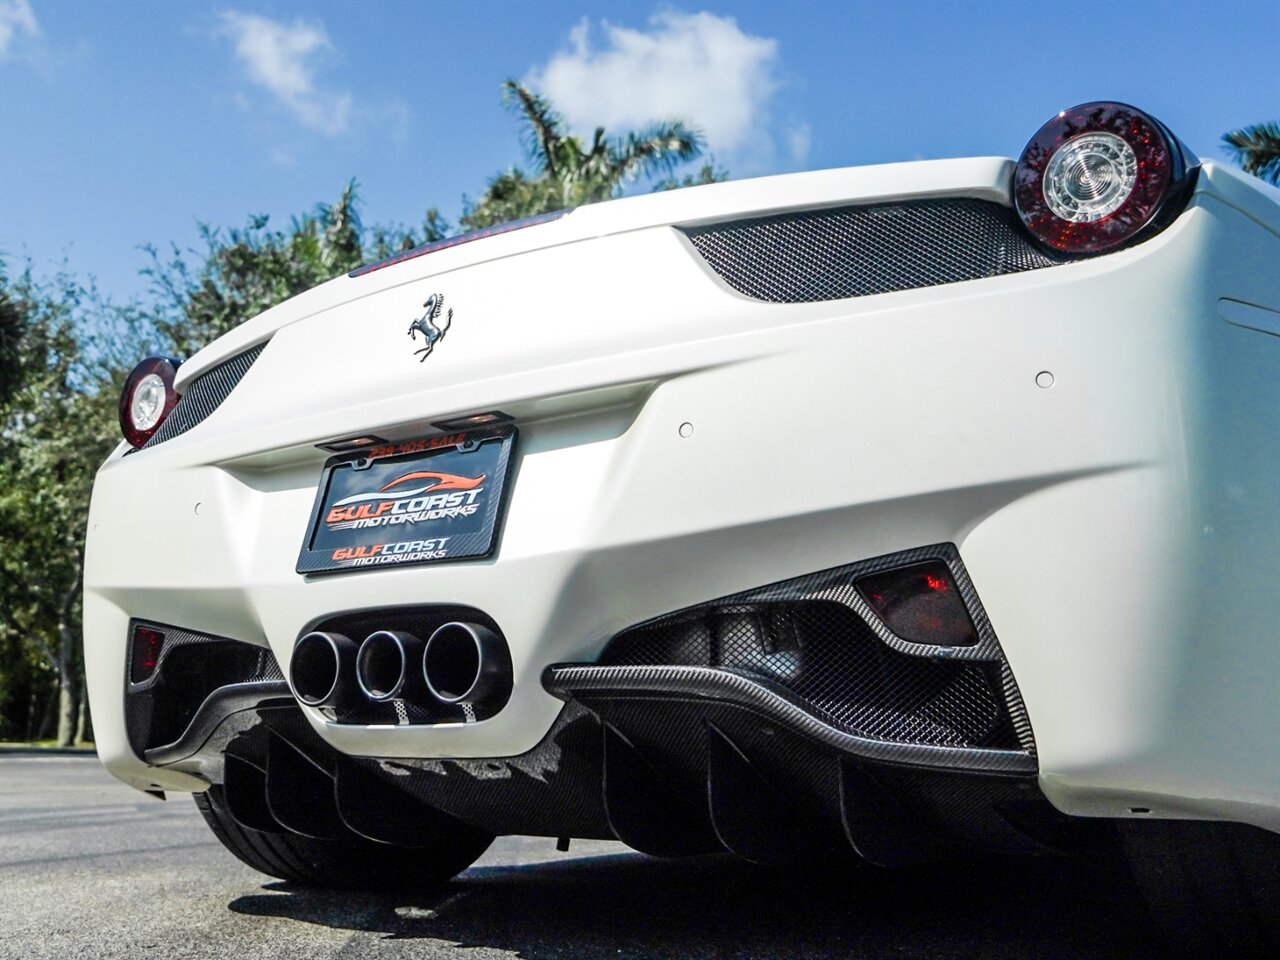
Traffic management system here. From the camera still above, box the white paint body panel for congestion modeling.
[84,159,1280,833]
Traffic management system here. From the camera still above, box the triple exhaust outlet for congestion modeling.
[290,622,509,717]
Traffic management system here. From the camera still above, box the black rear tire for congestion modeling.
[194,784,493,890]
[1122,819,1280,956]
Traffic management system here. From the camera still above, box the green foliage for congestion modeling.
[143,179,371,358]
[653,159,730,192]
[0,286,23,409]
[0,264,121,741]
[461,80,706,230]
[369,208,452,262]
[1222,122,1280,186]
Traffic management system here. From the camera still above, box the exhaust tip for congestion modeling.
[423,622,508,706]
[291,631,357,707]
[356,630,424,702]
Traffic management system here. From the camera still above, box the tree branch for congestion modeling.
[28,632,61,673]
[55,547,85,679]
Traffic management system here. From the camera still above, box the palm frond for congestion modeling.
[466,86,723,226]
[502,80,564,178]
[614,120,705,181]
[1222,121,1280,186]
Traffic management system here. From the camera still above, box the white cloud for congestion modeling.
[0,0,40,60]
[218,10,351,135]
[786,122,811,164]
[528,10,796,169]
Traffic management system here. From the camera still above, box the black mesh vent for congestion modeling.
[143,342,266,448]
[125,621,282,754]
[600,601,1019,750]
[681,198,1067,303]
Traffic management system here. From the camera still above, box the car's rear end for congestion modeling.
[85,104,1280,948]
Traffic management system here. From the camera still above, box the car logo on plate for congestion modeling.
[407,293,452,362]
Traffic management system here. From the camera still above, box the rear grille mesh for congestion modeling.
[681,198,1067,303]
[143,342,266,449]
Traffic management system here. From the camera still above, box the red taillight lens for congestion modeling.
[1014,101,1195,254]
[118,357,181,449]
[130,626,165,684]
[856,561,978,647]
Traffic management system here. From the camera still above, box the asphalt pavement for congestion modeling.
[0,754,1171,959]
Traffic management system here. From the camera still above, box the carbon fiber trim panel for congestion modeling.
[127,621,280,695]
[145,682,293,766]
[366,702,614,839]
[592,544,1036,759]
[601,607,1012,749]
[176,704,611,841]
[125,620,282,756]
[165,697,1091,862]
[545,664,1036,773]
[580,695,1046,861]
[681,198,1067,303]
[1001,662,1038,756]
[142,342,266,449]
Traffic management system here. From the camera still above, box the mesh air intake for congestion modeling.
[143,342,266,448]
[681,198,1066,303]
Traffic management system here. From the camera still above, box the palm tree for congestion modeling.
[313,178,364,272]
[461,81,706,230]
[1222,122,1280,186]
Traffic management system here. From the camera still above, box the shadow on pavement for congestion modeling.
[228,849,1171,959]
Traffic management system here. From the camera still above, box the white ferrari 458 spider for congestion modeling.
[85,102,1279,950]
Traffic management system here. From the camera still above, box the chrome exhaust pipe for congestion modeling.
[290,631,360,708]
[356,630,426,702]
[422,622,510,708]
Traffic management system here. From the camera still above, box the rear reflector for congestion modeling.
[856,561,978,647]
[130,626,166,684]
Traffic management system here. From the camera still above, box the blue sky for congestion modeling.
[2,0,1277,303]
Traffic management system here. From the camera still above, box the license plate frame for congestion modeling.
[296,425,516,576]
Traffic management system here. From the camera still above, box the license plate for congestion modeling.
[296,426,516,575]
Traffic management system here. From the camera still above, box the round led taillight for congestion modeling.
[119,357,181,448]
[1014,102,1195,254]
